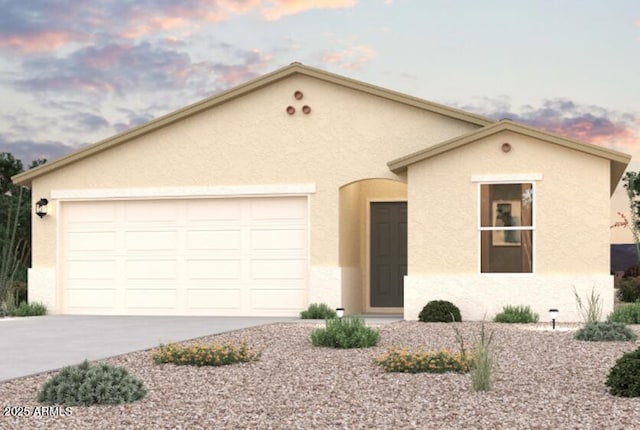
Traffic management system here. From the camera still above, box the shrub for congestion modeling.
[0,302,8,318]
[376,348,472,374]
[10,301,47,317]
[37,360,146,406]
[494,305,539,323]
[608,302,640,324]
[418,300,462,322]
[606,347,640,397]
[152,341,261,366]
[618,278,640,303]
[574,287,602,324]
[574,321,637,342]
[310,316,379,348]
[300,303,337,319]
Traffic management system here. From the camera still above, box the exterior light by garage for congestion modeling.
[35,198,49,218]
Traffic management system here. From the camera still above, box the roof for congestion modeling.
[12,62,495,186]
[387,119,631,195]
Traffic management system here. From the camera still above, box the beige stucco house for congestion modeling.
[13,63,631,321]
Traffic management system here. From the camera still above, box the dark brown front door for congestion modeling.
[370,202,407,307]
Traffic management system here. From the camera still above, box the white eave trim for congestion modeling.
[51,183,317,200]
[471,173,543,183]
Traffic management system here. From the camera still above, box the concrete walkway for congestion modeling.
[0,315,294,382]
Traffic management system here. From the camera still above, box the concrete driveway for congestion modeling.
[0,315,294,382]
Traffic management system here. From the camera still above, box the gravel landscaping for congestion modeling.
[2,321,640,429]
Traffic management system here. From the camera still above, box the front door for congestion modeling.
[370,202,407,307]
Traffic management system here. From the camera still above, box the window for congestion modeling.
[479,183,534,273]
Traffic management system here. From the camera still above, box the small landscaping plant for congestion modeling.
[617,278,640,303]
[375,347,472,374]
[152,341,261,366]
[608,302,640,324]
[494,305,539,323]
[310,316,379,348]
[574,321,637,342]
[606,346,640,397]
[37,360,146,406]
[469,322,495,392]
[574,287,602,324]
[300,302,337,319]
[10,301,47,317]
[418,300,462,322]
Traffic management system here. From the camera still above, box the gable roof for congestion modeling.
[12,62,494,186]
[387,119,631,195]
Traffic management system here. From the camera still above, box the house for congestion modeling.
[12,63,631,321]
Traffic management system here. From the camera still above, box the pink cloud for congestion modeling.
[262,0,357,21]
[321,45,376,70]
[0,31,82,53]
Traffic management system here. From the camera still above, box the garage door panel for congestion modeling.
[66,289,116,308]
[126,260,178,280]
[125,289,177,308]
[251,259,307,280]
[187,259,241,280]
[125,231,178,251]
[187,230,241,250]
[251,229,306,251]
[62,196,308,316]
[187,199,242,221]
[67,260,116,280]
[67,232,116,252]
[186,289,241,309]
[250,289,306,311]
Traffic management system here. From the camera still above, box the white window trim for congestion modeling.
[477,181,537,276]
[51,183,317,200]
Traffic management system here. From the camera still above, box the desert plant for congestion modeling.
[375,347,472,374]
[0,301,8,318]
[152,341,261,366]
[608,302,640,324]
[37,360,146,406]
[606,347,640,397]
[10,301,47,317]
[494,305,539,323]
[300,302,337,319]
[574,321,637,342]
[310,316,379,348]
[574,287,602,324]
[618,278,640,303]
[418,300,462,322]
[470,321,495,392]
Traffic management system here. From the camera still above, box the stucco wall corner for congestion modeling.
[27,268,57,313]
[309,266,342,310]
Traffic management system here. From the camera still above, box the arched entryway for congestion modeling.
[339,178,407,315]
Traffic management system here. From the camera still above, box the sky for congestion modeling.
[0,0,639,242]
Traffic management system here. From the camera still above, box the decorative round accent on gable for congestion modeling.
[294,90,303,100]
[501,143,511,153]
[302,105,311,114]
[286,106,296,115]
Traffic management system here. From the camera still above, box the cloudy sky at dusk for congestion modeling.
[0,0,638,241]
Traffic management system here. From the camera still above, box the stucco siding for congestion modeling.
[407,130,611,275]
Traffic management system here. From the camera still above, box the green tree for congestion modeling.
[615,172,640,268]
[0,153,46,310]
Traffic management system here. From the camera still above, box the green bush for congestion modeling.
[310,316,379,348]
[608,302,640,324]
[375,347,472,374]
[574,322,637,342]
[418,300,462,322]
[606,347,640,397]
[300,303,337,319]
[618,278,640,303]
[37,360,146,406]
[10,301,47,317]
[494,305,539,323]
[152,341,261,366]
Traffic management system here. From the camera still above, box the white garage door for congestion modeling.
[61,196,309,316]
